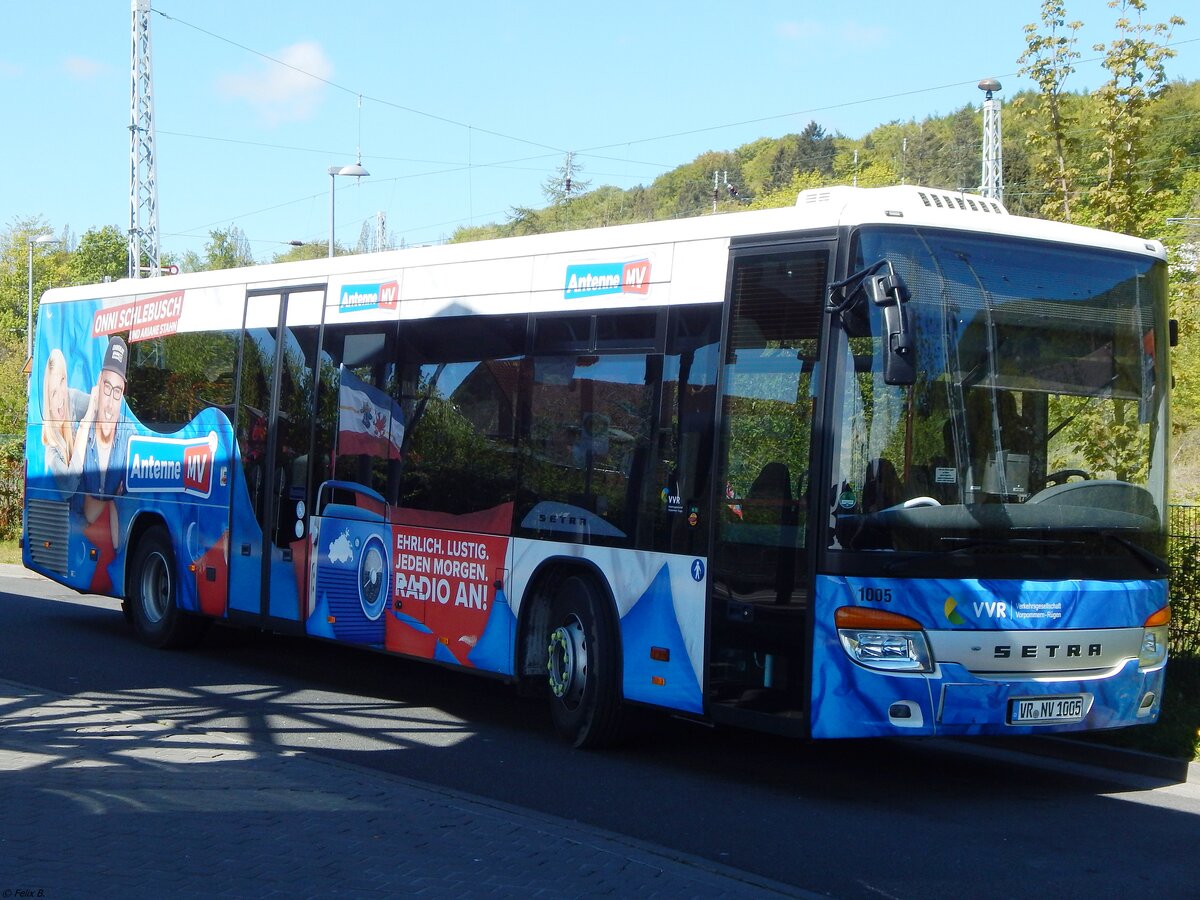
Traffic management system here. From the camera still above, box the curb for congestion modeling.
[0,562,39,578]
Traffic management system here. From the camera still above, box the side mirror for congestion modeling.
[1169,318,1179,348]
[866,270,915,385]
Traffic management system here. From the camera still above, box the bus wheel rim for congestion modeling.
[140,551,171,625]
[547,616,587,708]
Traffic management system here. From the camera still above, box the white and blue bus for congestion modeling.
[24,185,1172,746]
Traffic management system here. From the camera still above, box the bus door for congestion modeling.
[228,286,325,628]
[708,243,832,724]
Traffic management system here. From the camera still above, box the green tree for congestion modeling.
[69,225,127,285]
[738,124,837,200]
[1083,0,1185,235]
[1162,171,1200,500]
[206,225,254,270]
[649,150,741,219]
[538,153,593,231]
[543,153,591,207]
[1016,0,1188,493]
[749,169,829,210]
[797,121,837,177]
[501,205,540,236]
[181,225,254,272]
[1016,1,1083,221]
[0,219,70,497]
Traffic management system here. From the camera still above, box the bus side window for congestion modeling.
[124,331,239,433]
[392,315,525,532]
[519,311,663,547]
[713,248,827,604]
[647,305,721,555]
[312,323,401,510]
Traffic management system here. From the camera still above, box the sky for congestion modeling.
[2,1,1198,263]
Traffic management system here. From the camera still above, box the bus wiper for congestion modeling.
[1099,531,1169,577]
[882,537,1066,573]
[882,532,1168,577]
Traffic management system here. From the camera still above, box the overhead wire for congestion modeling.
[150,6,1200,250]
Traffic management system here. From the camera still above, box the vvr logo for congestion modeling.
[126,432,219,499]
[945,595,1008,623]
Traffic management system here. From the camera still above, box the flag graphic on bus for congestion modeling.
[337,368,404,459]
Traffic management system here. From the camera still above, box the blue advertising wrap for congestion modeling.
[810,574,1167,738]
[25,300,237,612]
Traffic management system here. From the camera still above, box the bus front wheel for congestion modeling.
[545,575,622,749]
[127,527,206,649]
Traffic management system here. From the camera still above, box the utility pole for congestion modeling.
[979,78,1004,202]
[375,211,387,251]
[129,0,161,278]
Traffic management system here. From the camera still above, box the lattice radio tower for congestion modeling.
[129,0,160,278]
[978,78,1003,202]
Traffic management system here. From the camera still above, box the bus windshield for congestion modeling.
[830,226,1169,566]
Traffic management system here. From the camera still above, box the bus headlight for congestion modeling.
[835,606,933,673]
[1139,605,1170,670]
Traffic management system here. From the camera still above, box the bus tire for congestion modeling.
[127,527,206,649]
[545,574,622,749]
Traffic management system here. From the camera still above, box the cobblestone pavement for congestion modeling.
[0,678,814,899]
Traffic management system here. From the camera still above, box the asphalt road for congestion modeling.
[3,569,1199,899]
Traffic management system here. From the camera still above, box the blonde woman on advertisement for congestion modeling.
[41,348,93,494]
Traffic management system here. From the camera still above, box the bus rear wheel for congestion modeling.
[545,575,622,749]
[127,527,206,649]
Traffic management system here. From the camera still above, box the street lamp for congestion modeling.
[27,233,59,363]
[328,161,370,258]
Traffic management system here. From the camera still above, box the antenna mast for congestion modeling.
[978,78,1003,202]
[129,0,160,278]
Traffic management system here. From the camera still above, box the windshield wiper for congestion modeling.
[882,537,1069,573]
[1099,531,1169,577]
[881,531,1167,577]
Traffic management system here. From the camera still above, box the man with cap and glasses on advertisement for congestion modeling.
[80,335,130,593]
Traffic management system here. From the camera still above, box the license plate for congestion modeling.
[1009,695,1085,724]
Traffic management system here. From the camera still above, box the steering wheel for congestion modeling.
[901,496,941,508]
[1043,469,1092,487]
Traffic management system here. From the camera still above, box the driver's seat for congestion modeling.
[861,458,901,513]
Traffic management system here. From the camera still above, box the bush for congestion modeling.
[0,434,23,541]
[1090,507,1200,760]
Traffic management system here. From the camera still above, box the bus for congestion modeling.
[23,184,1173,747]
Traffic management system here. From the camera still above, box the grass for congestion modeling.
[0,539,20,565]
